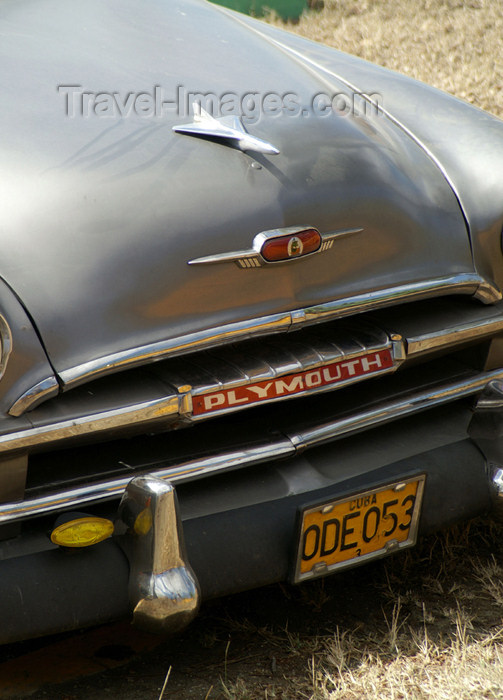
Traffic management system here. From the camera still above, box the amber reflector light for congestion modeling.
[261,228,321,262]
[50,516,114,547]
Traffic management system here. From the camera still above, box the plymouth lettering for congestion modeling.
[193,348,393,415]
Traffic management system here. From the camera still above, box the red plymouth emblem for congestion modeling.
[192,348,393,415]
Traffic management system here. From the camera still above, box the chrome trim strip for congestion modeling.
[473,379,503,410]
[407,315,503,356]
[188,227,363,267]
[57,273,498,390]
[9,376,59,417]
[59,312,292,388]
[188,247,261,267]
[0,395,180,455]
[391,333,406,361]
[3,367,503,525]
[0,315,13,383]
[0,439,295,524]
[477,280,503,304]
[289,368,503,449]
[291,275,500,326]
[321,227,364,246]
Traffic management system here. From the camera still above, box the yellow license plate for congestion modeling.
[293,476,425,583]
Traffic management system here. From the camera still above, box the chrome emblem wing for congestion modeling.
[188,226,363,268]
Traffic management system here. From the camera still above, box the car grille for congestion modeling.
[1,295,503,529]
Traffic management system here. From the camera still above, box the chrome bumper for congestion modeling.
[112,380,503,637]
[0,400,498,643]
[116,476,200,634]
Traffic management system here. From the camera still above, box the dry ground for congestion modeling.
[269,0,503,118]
[12,517,503,699]
[3,2,503,699]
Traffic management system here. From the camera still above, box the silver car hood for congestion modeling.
[0,0,480,383]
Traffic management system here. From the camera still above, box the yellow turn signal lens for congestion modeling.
[50,516,114,548]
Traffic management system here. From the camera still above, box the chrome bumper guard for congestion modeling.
[116,476,200,634]
[493,468,503,499]
[470,379,503,505]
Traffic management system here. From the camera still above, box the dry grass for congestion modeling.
[304,523,503,699]
[312,624,503,699]
[267,0,503,118]
[207,519,503,700]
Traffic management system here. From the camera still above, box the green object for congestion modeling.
[210,0,307,20]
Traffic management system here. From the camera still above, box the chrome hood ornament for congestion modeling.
[173,102,279,155]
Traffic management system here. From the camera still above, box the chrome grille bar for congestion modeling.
[57,273,500,390]
[2,366,503,526]
[0,438,295,525]
[0,321,400,453]
[3,301,503,453]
